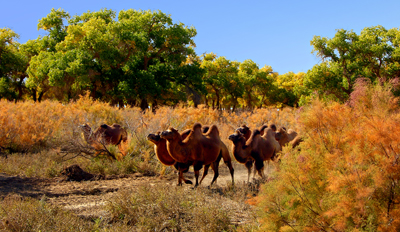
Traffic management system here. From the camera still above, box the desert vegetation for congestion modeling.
[0,81,400,231]
[2,6,400,232]
[0,92,297,231]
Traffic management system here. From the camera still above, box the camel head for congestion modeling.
[275,127,287,141]
[237,125,250,135]
[160,127,180,141]
[147,132,162,144]
[79,123,92,133]
[228,130,246,144]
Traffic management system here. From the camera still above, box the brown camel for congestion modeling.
[161,123,232,187]
[80,123,128,160]
[237,123,277,140]
[147,130,193,185]
[200,126,234,186]
[275,127,299,148]
[229,127,280,181]
[234,123,278,180]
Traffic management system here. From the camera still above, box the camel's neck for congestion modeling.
[166,138,189,163]
[154,140,175,166]
[232,140,251,164]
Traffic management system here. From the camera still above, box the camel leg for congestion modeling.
[245,160,253,183]
[174,163,192,185]
[255,160,264,179]
[199,164,210,185]
[193,162,203,187]
[225,161,234,185]
[209,161,219,186]
[177,170,184,186]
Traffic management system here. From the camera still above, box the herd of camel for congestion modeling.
[79,122,302,187]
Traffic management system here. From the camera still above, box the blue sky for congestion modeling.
[2,0,400,74]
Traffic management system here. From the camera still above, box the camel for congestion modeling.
[228,127,280,181]
[79,123,128,160]
[237,123,277,140]
[161,123,233,187]
[290,135,303,148]
[234,123,278,180]
[147,130,193,185]
[275,127,299,148]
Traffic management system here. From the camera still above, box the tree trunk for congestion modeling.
[140,98,148,111]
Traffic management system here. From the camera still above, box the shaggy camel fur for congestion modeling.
[147,130,193,185]
[80,123,128,160]
[161,123,231,187]
[275,127,299,148]
[229,127,280,180]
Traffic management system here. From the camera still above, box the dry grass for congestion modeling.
[105,182,261,231]
[0,195,93,232]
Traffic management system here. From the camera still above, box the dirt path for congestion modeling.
[0,162,262,221]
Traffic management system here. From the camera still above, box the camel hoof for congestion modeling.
[184,180,193,185]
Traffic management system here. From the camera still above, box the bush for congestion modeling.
[254,81,400,231]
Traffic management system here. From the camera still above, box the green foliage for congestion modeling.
[0,28,27,101]
[306,25,400,103]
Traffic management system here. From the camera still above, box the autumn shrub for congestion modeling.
[255,81,400,231]
[0,195,93,232]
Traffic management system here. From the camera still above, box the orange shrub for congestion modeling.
[255,81,400,231]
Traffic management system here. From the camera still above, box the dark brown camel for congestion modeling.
[161,123,230,187]
[80,123,128,160]
[234,123,278,180]
[147,130,193,185]
[229,127,280,181]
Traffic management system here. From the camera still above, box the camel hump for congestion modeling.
[204,125,219,137]
[247,129,261,145]
[252,129,261,137]
[181,129,192,140]
[192,123,202,131]
[259,125,268,133]
[100,124,109,129]
[264,128,276,138]
[269,124,277,131]
[111,123,122,128]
